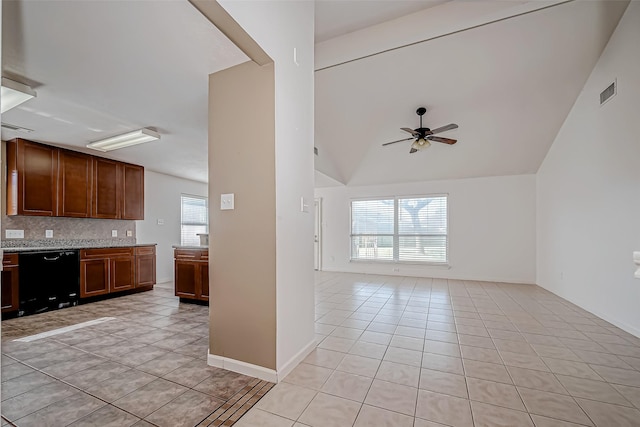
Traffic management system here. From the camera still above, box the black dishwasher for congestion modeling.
[18,250,80,316]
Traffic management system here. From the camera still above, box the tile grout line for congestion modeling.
[1,353,162,426]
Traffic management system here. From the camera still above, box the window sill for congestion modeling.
[349,259,451,269]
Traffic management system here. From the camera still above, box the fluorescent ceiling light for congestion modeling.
[1,78,37,114]
[87,128,160,152]
[1,122,34,133]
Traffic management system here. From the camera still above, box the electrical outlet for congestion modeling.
[157,219,165,225]
[5,230,24,239]
[393,267,400,272]
[111,230,118,237]
[45,230,53,238]
[126,230,133,237]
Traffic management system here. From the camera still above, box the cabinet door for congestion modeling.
[136,254,156,287]
[80,259,110,298]
[199,263,209,301]
[111,257,135,292]
[9,139,59,216]
[58,150,92,217]
[1,266,20,313]
[122,164,144,220]
[175,260,197,298]
[92,158,121,219]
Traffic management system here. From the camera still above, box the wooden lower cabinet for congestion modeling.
[80,258,110,297]
[174,248,208,302]
[111,256,135,292]
[135,246,156,287]
[80,245,156,298]
[1,254,20,313]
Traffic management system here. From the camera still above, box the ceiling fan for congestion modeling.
[382,107,458,153]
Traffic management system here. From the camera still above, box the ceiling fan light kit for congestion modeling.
[382,107,458,154]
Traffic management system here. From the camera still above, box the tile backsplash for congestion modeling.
[1,215,136,242]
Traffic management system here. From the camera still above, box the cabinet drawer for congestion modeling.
[2,253,19,267]
[134,246,156,256]
[81,247,134,259]
[174,249,207,260]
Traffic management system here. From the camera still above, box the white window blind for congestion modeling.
[181,194,208,246]
[350,195,448,264]
[351,199,394,261]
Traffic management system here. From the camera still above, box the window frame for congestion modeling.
[349,194,449,266]
[180,193,209,247]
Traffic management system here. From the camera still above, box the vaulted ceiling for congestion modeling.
[314,0,629,186]
[1,1,629,187]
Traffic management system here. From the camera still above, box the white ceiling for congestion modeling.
[1,0,248,183]
[314,0,449,43]
[2,1,628,188]
[314,0,629,186]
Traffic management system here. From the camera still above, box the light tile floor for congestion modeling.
[237,271,640,427]
[1,282,271,427]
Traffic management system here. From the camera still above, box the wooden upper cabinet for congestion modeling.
[6,139,58,216]
[6,138,144,220]
[58,150,92,218]
[92,157,121,219]
[122,164,144,220]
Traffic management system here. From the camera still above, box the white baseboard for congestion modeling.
[320,266,535,285]
[207,339,316,384]
[277,339,316,382]
[207,354,278,383]
[537,282,640,339]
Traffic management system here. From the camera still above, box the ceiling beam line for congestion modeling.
[315,0,573,72]
[188,0,272,66]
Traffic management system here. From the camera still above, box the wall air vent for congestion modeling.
[600,80,616,106]
[1,122,34,133]
[314,146,318,155]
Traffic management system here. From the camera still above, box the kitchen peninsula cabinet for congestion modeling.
[174,248,209,302]
[6,138,145,220]
[1,254,19,313]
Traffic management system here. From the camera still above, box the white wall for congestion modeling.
[316,174,536,284]
[537,2,640,336]
[136,170,207,283]
[218,1,315,374]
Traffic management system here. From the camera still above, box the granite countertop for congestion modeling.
[2,240,157,253]
[172,245,208,250]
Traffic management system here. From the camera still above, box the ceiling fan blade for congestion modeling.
[382,137,414,147]
[427,136,457,145]
[429,124,458,135]
[401,127,420,137]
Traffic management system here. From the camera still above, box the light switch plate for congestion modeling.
[112,230,118,237]
[301,197,310,213]
[634,251,640,279]
[45,230,53,238]
[221,193,234,210]
[5,230,24,239]
[157,219,165,225]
